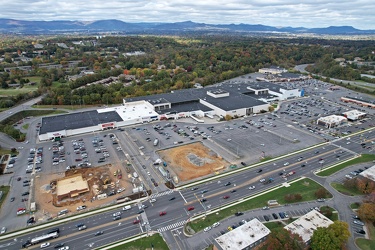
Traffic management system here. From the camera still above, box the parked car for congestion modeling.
[187,206,195,211]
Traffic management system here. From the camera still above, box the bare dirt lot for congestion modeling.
[34,163,134,219]
[158,142,229,182]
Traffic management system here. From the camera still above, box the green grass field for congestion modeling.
[317,154,375,177]
[350,202,361,209]
[0,186,10,209]
[109,234,169,250]
[0,84,38,96]
[187,178,331,232]
[331,182,364,196]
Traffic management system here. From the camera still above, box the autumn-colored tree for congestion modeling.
[343,178,356,189]
[315,188,329,199]
[356,178,375,194]
[357,202,375,222]
[225,115,232,121]
[261,228,304,250]
[294,194,303,201]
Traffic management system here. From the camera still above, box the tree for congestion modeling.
[329,221,350,245]
[310,221,350,250]
[262,228,303,250]
[311,227,341,250]
[357,202,375,221]
[315,188,329,199]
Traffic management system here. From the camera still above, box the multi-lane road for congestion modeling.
[0,129,373,249]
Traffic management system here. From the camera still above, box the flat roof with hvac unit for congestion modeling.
[56,174,89,201]
[40,110,123,134]
[284,210,333,243]
[342,109,367,121]
[215,218,270,250]
[316,115,347,128]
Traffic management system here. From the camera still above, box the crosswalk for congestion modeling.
[157,220,186,232]
[150,190,174,199]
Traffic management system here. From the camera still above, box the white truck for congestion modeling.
[153,139,159,146]
[122,205,131,211]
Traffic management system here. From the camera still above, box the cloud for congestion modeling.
[0,0,373,29]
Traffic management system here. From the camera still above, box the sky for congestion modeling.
[1,0,374,30]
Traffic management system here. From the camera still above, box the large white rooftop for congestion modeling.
[359,165,375,182]
[215,218,270,250]
[284,210,333,243]
[97,101,159,121]
[317,115,347,124]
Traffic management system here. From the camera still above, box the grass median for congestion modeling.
[109,234,168,250]
[356,222,375,250]
[317,154,375,177]
[331,182,364,196]
[187,178,331,233]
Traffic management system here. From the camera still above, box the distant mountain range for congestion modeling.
[0,19,374,35]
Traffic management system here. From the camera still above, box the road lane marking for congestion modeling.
[179,191,187,203]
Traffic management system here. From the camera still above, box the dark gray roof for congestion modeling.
[39,110,123,134]
[343,96,375,104]
[157,102,212,114]
[247,82,283,93]
[125,82,269,112]
[279,72,305,78]
[202,92,266,111]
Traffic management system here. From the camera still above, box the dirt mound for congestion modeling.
[159,142,228,182]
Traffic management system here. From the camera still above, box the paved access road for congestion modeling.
[1,130,373,249]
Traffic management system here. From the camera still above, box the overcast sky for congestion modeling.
[1,0,374,30]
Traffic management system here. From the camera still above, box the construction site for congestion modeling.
[158,142,229,182]
[34,163,135,218]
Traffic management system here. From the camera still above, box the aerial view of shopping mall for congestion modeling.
[1,62,375,250]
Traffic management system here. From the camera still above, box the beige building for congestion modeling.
[56,174,89,201]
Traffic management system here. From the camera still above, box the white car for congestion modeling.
[40,242,50,248]
[284,162,289,166]
[78,225,87,231]
[204,226,212,232]
[113,211,121,217]
[345,174,353,179]
[212,222,220,228]
[58,247,70,250]
[150,199,156,203]
[147,172,151,176]
[0,227,6,234]
[248,186,255,190]
[259,179,266,183]
[52,162,59,165]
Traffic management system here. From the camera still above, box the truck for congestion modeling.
[30,202,36,212]
[153,139,159,146]
[122,205,131,211]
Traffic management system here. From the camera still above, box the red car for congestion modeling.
[223,196,230,199]
[159,211,167,216]
[133,220,140,224]
[187,206,195,211]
